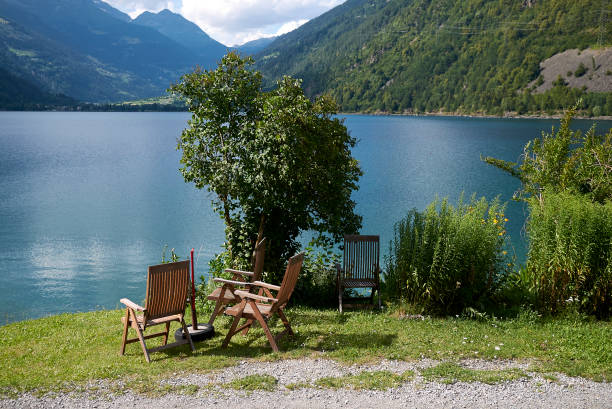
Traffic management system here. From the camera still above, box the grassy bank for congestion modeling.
[0,307,610,396]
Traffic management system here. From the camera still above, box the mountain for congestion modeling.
[256,0,612,116]
[0,0,224,103]
[92,0,131,22]
[133,9,227,66]
[235,36,277,55]
[0,67,77,109]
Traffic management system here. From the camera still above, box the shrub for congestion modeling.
[384,195,512,315]
[195,246,339,311]
[575,62,587,77]
[290,247,339,308]
[526,191,612,318]
[483,103,612,204]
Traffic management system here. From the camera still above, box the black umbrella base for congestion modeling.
[174,323,214,343]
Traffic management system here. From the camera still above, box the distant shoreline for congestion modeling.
[341,110,612,121]
[2,106,612,121]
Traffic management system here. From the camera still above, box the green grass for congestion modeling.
[421,362,528,385]
[315,370,414,390]
[0,307,610,396]
[225,374,277,391]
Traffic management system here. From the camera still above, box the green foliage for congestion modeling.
[160,245,179,263]
[485,108,612,318]
[170,52,362,272]
[526,191,612,318]
[384,195,512,315]
[483,104,612,203]
[574,62,587,77]
[290,247,339,308]
[194,246,338,309]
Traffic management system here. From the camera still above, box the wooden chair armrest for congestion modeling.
[213,278,253,286]
[224,268,255,277]
[251,281,281,291]
[234,290,278,303]
[120,298,145,312]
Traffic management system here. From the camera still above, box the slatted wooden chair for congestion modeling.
[206,237,267,325]
[336,235,381,312]
[222,252,304,352]
[120,260,195,363]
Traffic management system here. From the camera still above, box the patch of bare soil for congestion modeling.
[528,48,612,93]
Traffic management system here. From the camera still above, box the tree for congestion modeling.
[170,53,362,272]
[168,52,262,261]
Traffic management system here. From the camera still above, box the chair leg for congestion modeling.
[277,309,294,336]
[378,286,382,310]
[162,322,170,346]
[128,309,151,363]
[338,283,343,313]
[208,298,225,325]
[180,318,196,352]
[241,319,254,335]
[120,308,130,355]
[222,315,242,348]
[249,301,278,352]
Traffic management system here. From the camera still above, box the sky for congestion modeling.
[102,0,345,46]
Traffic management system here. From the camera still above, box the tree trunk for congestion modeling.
[221,194,233,259]
[251,214,266,267]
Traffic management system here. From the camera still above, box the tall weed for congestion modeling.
[526,191,612,317]
[384,195,512,315]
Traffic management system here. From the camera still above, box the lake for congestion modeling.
[1,112,609,323]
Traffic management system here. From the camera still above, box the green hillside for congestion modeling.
[256,0,612,116]
[0,67,76,109]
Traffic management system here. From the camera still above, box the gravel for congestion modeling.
[1,358,610,409]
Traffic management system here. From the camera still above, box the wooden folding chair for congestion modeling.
[120,260,195,363]
[336,235,381,312]
[222,252,304,352]
[206,237,267,325]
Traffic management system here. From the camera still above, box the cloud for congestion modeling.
[102,0,344,46]
[180,0,344,45]
[236,19,309,45]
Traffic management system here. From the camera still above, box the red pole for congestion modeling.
[190,248,198,329]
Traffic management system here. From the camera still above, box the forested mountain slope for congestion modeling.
[0,67,76,109]
[256,0,612,115]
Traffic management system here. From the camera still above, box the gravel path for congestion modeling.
[2,358,610,408]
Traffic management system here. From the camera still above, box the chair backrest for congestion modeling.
[251,237,267,282]
[342,235,380,280]
[274,253,305,308]
[144,260,191,321]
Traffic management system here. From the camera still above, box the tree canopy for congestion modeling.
[170,52,362,272]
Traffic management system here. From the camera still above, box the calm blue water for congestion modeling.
[1,112,609,323]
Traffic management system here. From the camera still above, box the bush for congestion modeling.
[384,195,512,315]
[194,246,339,312]
[483,104,612,204]
[290,247,339,308]
[575,62,587,77]
[526,191,612,318]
